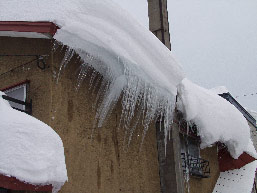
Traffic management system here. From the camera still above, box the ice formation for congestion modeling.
[0,0,185,143]
[0,92,67,192]
[177,78,256,159]
[212,160,257,193]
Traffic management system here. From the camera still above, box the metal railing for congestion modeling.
[2,95,32,115]
[181,153,210,178]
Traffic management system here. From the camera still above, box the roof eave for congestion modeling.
[0,21,59,38]
[0,174,52,192]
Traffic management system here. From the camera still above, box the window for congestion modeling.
[176,110,210,178]
[4,84,27,110]
[180,135,210,178]
[1,81,31,114]
[180,135,200,157]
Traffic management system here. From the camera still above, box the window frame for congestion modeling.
[1,80,32,114]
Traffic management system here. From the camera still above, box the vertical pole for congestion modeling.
[148,0,171,50]
[148,0,184,193]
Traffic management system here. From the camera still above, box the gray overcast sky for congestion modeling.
[112,0,257,111]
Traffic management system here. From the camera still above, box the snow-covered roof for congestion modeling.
[0,0,185,140]
[219,93,257,128]
[0,0,256,176]
[177,79,256,159]
[0,0,184,95]
[0,92,67,192]
[212,160,257,193]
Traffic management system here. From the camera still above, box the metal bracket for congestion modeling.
[0,54,48,71]
[37,55,47,70]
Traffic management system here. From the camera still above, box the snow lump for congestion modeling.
[0,92,67,192]
[177,78,256,159]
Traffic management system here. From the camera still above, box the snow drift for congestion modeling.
[0,92,67,192]
[177,78,256,159]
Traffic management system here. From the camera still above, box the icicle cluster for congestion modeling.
[54,42,177,147]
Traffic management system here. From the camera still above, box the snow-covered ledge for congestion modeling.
[177,78,257,159]
[177,79,257,193]
[0,92,67,193]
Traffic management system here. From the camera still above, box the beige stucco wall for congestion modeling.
[0,36,161,193]
[0,37,53,124]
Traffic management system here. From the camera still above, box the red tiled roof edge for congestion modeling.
[0,174,52,192]
[0,21,59,36]
[0,80,30,92]
[218,146,256,172]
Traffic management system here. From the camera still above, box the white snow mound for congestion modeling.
[177,78,256,159]
[0,92,67,192]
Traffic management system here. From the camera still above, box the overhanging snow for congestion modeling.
[177,78,257,159]
[0,0,184,98]
[0,0,185,142]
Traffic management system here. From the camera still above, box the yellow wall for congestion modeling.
[1,35,224,193]
[0,36,161,193]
